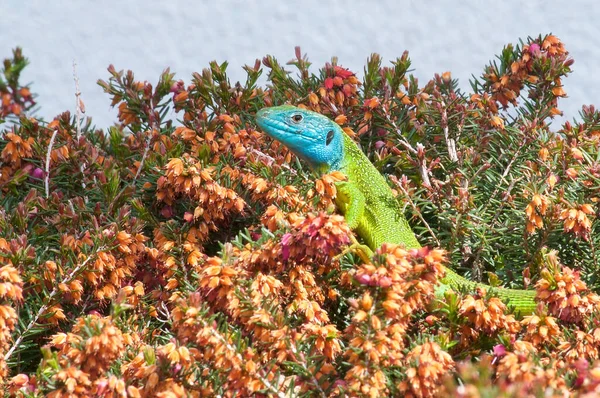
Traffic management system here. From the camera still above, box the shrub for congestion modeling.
[2,34,600,396]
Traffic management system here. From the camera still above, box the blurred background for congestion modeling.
[1,0,598,129]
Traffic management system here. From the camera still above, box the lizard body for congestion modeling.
[256,105,537,315]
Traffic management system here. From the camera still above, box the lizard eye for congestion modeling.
[326,130,334,145]
[291,114,303,123]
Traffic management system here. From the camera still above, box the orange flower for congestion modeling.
[521,313,560,347]
[1,132,34,166]
[398,342,454,398]
[457,289,521,346]
[559,204,594,239]
[525,194,549,234]
[536,250,600,323]
[364,97,380,109]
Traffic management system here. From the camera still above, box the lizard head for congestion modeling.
[256,105,344,171]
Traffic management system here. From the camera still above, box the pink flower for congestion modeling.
[355,273,371,285]
[493,344,506,358]
[378,276,392,288]
[529,43,541,56]
[408,247,430,259]
[160,205,174,218]
[95,379,108,395]
[30,167,44,180]
[281,233,293,261]
[172,363,183,375]
[573,358,589,388]
[334,66,354,79]
[324,78,334,90]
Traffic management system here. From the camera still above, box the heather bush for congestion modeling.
[1,34,600,397]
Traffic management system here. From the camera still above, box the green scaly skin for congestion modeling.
[256,105,537,315]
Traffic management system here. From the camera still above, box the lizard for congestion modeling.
[255,104,537,315]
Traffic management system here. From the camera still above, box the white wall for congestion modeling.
[1,0,598,129]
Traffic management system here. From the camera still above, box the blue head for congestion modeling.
[256,105,344,172]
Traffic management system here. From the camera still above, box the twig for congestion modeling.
[288,342,326,398]
[44,129,58,198]
[133,94,162,184]
[441,101,458,162]
[132,97,159,184]
[415,143,432,187]
[391,175,441,246]
[444,124,458,162]
[154,301,172,323]
[383,108,431,186]
[73,60,87,193]
[4,246,106,362]
[482,136,527,214]
[73,60,83,141]
[134,132,151,183]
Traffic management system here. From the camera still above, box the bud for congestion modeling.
[378,276,392,288]
[528,43,541,56]
[416,143,426,158]
[334,114,347,125]
[361,292,373,310]
[547,173,558,189]
[566,168,578,179]
[580,204,594,215]
[493,344,507,357]
[29,167,44,180]
[355,273,371,285]
[571,147,584,161]
[441,71,451,83]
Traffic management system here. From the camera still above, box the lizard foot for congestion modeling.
[333,235,373,263]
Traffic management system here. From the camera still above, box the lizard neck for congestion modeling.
[338,133,421,250]
[312,138,345,175]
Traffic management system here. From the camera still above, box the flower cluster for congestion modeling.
[309,64,361,113]
[0,48,35,119]
[398,341,454,398]
[157,155,246,242]
[0,246,22,383]
[8,313,138,397]
[456,289,521,347]
[341,246,446,397]
[525,193,549,234]
[483,34,570,116]
[559,204,595,239]
[536,250,600,323]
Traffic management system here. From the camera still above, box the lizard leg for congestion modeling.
[332,181,373,263]
[335,181,365,229]
[333,234,373,263]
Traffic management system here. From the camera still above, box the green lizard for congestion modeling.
[255,105,537,315]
